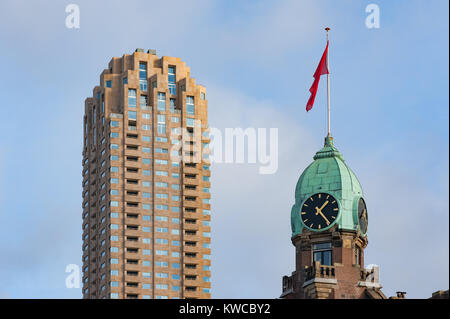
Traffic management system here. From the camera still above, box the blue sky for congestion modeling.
[0,0,448,298]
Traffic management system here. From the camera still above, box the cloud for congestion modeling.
[208,82,449,298]
[359,157,449,298]
[0,0,447,299]
[207,84,317,297]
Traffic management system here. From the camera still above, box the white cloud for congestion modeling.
[207,84,317,297]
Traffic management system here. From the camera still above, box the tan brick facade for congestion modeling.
[82,49,211,299]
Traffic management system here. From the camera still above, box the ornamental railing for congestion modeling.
[304,261,335,281]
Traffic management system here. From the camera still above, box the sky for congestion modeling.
[0,0,448,299]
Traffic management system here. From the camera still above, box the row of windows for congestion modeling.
[110,257,211,266]
[85,206,210,219]
[130,90,196,114]
[109,290,210,299]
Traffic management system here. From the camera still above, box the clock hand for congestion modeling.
[314,200,329,215]
[319,200,329,211]
[317,210,331,225]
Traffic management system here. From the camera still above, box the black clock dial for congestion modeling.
[358,198,368,234]
[300,193,339,230]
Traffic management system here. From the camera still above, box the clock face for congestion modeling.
[300,193,339,231]
[358,198,368,234]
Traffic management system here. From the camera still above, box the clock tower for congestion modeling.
[280,136,386,299]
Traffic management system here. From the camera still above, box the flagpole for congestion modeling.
[326,27,331,137]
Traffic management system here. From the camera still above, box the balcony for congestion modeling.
[304,261,335,282]
[358,265,382,289]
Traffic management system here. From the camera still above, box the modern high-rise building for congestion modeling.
[81,49,211,299]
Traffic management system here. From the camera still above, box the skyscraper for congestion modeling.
[81,49,211,299]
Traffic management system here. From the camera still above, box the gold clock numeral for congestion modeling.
[318,224,321,229]
[301,212,306,215]
[333,208,338,211]
[332,200,336,204]
[310,197,313,201]
[304,219,308,222]
[310,223,314,228]
[332,216,336,219]
[304,204,308,207]
[318,194,321,199]
[326,195,329,199]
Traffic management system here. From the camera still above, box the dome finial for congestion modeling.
[324,135,334,147]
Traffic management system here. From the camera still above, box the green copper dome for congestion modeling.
[291,136,364,236]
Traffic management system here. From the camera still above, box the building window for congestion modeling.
[158,92,166,111]
[110,166,119,173]
[169,98,176,112]
[156,182,168,188]
[128,111,136,120]
[201,92,205,100]
[127,89,137,109]
[155,148,168,154]
[140,95,148,108]
[139,62,147,91]
[142,181,151,187]
[312,242,332,266]
[155,136,168,142]
[156,261,168,267]
[168,66,176,95]
[186,118,194,127]
[355,246,361,265]
[186,96,194,115]
[157,114,166,135]
[106,80,112,88]
[156,250,168,256]
[156,170,168,176]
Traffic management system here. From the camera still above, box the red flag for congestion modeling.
[306,41,329,112]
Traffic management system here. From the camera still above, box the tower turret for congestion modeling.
[291,136,366,237]
[281,137,384,299]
